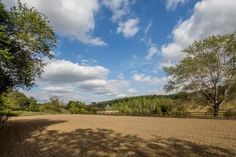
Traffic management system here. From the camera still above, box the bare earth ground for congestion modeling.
[0,115,235,157]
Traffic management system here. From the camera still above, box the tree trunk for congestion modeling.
[213,103,220,117]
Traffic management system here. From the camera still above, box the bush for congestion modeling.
[69,103,80,114]
[67,100,89,114]
[40,97,63,113]
[151,105,161,115]
[160,104,173,115]
[0,110,18,116]
[27,97,39,112]
[27,103,39,112]
[224,109,236,119]
[1,90,30,110]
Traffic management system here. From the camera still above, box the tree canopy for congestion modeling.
[164,33,236,116]
[0,1,56,93]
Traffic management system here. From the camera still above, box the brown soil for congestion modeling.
[0,114,235,157]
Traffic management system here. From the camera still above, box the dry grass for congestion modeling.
[0,114,236,157]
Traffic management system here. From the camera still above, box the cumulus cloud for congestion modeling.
[28,59,131,102]
[161,0,236,67]
[165,0,189,10]
[41,60,109,83]
[79,79,107,90]
[146,46,158,60]
[3,0,106,46]
[117,18,140,38]
[3,0,139,41]
[93,79,129,96]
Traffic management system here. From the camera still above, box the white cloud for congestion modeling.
[117,18,140,38]
[146,46,158,60]
[147,89,166,95]
[25,59,131,102]
[79,79,107,90]
[128,88,138,95]
[43,86,73,93]
[102,0,135,22]
[3,0,106,46]
[161,0,236,67]
[161,43,183,65]
[165,0,188,10]
[85,79,129,99]
[133,74,170,85]
[103,0,139,38]
[116,94,127,98]
[41,60,109,83]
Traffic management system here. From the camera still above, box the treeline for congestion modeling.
[93,93,236,118]
[0,89,191,116]
[0,90,94,115]
[92,94,191,116]
[1,89,235,118]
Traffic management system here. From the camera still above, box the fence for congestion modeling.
[96,110,236,119]
[185,111,225,118]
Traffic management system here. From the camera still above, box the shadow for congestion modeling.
[0,119,67,157]
[0,119,235,157]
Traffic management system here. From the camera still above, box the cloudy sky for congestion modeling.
[3,0,236,103]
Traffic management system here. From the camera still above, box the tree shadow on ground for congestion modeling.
[0,119,67,157]
[0,119,235,157]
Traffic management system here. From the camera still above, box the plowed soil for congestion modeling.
[0,114,235,157]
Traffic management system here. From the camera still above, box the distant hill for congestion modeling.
[90,92,236,114]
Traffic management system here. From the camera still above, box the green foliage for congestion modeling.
[0,110,18,116]
[1,89,30,110]
[27,97,39,112]
[0,1,56,93]
[67,101,90,114]
[96,96,174,115]
[0,89,41,112]
[67,101,80,114]
[40,96,63,113]
[164,33,236,117]
[160,104,172,115]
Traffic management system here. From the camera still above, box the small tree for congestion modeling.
[40,96,62,113]
[27,97,39,112]
[67,101,80,114]
[164,33,236,117]
[67,100,88,114]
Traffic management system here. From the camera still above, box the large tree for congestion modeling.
[164,33,236,117]
[0,1,56,94]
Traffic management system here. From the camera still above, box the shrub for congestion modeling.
[160,104,173,115]
[0,110,17,116]
[67,100,89,114]
[69,103,80,114]
[150,104,161,115]
[27,97,39,112]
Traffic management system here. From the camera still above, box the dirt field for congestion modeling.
[0,115,235,157]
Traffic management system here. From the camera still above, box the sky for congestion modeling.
[3,0,236,103]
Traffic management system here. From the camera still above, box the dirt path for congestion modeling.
[0,114,235,157]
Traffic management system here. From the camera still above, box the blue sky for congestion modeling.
[3,0,236,103]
